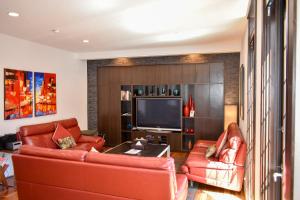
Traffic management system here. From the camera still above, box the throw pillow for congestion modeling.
[205,145,216,158]
[52,123,74,146]
[215,130,228,157]
[57,136,76,149]
[90,147,99,153]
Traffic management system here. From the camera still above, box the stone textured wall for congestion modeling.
[87,64,98,130]
[87,53,240,129]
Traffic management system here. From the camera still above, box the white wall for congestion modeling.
[0,33,87,134]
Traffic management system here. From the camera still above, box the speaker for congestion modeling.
[0,134,17,150]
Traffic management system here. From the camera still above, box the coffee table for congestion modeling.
[104,141,170,157]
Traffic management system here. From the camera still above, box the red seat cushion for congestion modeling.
[52,123,73,146]
[215,131,228,157]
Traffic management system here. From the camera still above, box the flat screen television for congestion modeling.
[136,98,182,131]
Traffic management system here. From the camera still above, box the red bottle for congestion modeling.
[183,104,190,117]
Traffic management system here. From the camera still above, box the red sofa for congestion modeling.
[12,145,188,200]
[181,123,246,191]
[17,118,105,151]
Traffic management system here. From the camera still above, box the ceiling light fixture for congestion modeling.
[82,39,89,43]
[8,12,20,17]
[51,29,60,33]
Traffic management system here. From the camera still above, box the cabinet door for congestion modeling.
[120,66,133,85]
[98,85,110,141]
[98,67,110,86]
[195,63,210,83]
[210,63,224,83]
[194,84,210,117]
[154,65,169,84]
[131,66,147,84]
[182,64,196,83]
[210,84,224,118]
[168,65,182,84]
[108,84,121,146]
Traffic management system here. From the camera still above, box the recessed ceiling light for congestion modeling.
[8,12,20,17]
[51,29,60,33]
[82,39,89,43]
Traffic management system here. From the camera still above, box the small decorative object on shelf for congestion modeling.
[185,128,190,133]
[173,88,180,96]
[121,90,131,101]
[137,88,144,96]
[183,103,190,117]
[188,140,192,150]
[189,128,195,134]
[190,102,195,117]
[127,123,132,130]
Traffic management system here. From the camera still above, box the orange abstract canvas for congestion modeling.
[34,72,56,116]
[4,68,33,120]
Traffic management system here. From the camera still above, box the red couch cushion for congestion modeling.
[19,145,87,162]
[185,153,234,170]
[215,131,228,157]
[52,123,74,146]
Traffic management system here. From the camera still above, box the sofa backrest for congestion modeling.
[19,122,57,148]
[19,145,87,162]
[18,118,82,148]
[13,146,178,200]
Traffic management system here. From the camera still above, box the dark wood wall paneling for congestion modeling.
[87,53,240,146]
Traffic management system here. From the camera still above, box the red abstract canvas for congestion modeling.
[34,72,56,116]
[4,68,33,120]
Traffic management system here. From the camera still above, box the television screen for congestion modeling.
[136,98,182,131]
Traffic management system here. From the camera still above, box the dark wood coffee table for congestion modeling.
[104,141,170,157]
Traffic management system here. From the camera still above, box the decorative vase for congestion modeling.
[183,104,190,117]
[188,95,193,109]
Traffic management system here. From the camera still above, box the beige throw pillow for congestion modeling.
[206,145,216,158]
[57,136,76,149]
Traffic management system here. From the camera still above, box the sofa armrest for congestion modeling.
[194,140,216,148]
[175,174,188,200]
[77,135,103,143]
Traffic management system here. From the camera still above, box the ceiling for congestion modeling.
[0,0,248,54]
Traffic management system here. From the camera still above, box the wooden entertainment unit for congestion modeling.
[97,62,225,151]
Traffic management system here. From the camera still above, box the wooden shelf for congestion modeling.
[182,133,195,136]
[121,130,132,133]
[121,114,132,117]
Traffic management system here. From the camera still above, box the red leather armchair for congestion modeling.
[17,118,105,151]
[181,123,246,191]
[13,145,188,200]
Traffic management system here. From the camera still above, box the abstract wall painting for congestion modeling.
[4,68,33,120]
[34,72,57,116]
